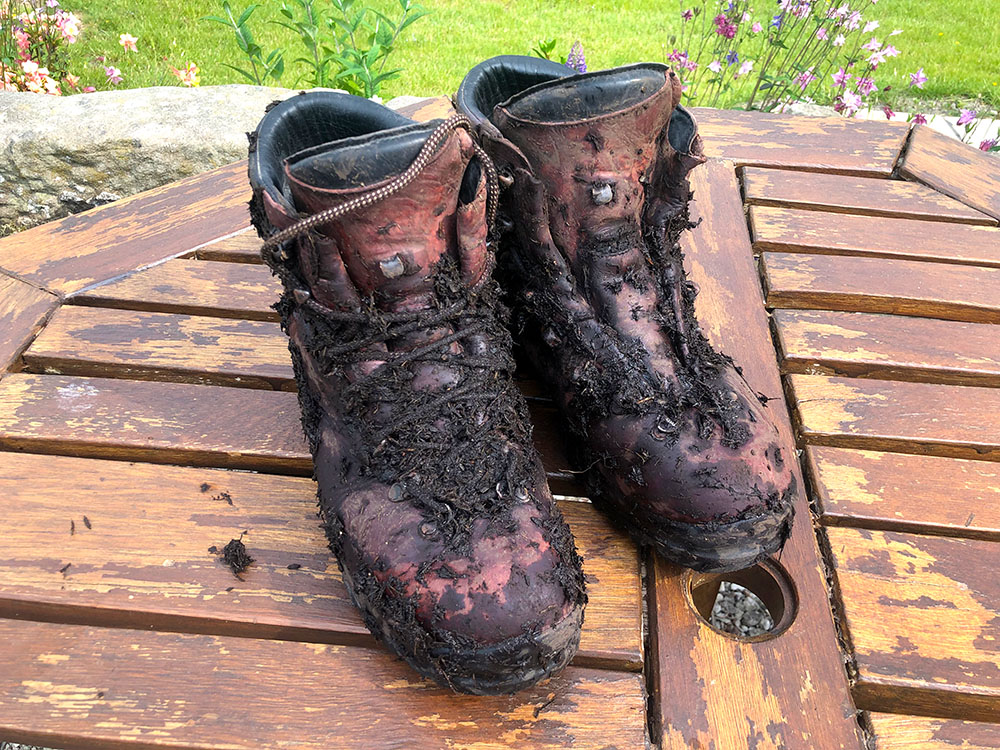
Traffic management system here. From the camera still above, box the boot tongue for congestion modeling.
[283,122,462,310]
[491,65,677,258]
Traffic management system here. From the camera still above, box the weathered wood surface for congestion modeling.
[23,306,294,391]
[741,168,996,225]
[0,452,641,670]
[789,374,1000,461]
[827,527,1000,723]
[773,309,1000,386]
[0,619,646,750]
[867,712,1000,750]
[649,161,862,750]
[0,161,250,296]
[808,447,1000,542]
[900,125,1000,221]
[0,273,58,373]
[691,108,908,175]
[191,229,262,264]
[751,206,1000,267]
[73,259,280,321]
[762,252,1000,324]
[0,373,582,494]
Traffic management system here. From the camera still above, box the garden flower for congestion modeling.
[771,14,783,28]
[170,62,200,87]
[46,0,59,6]
[883,45,899,58]
[831,67,851,87]
[912,113,927,124]
[682,8,693,21]
[752,21,763,32]
[104,65,122,85]
[21,60,39,76]
[83,85,96,92]
[867,47,888,67]
[833,34,846,46]
[55,11,80,42]
[908,68,927,88]
[816,28,828,41]
[863,20,879,33]
[725,50,739,66]
[119,33,138,52]
[882,105,895,120]
[713,14,737,39]
[856,77,877,95]
[840,90,862,114]
[957,109,976,126]
[861,37,881,51]
[795,67,817,91]
[979,138,998,152]
[708,60,722,73]
[64,73,79,88]
[737,60,754,77]
[845,10,862,30]
[566,41,586,73]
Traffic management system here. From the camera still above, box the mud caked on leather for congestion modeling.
[248,92,586,695]
[457,56,795,573]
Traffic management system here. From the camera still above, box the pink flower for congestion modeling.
[861,36,881,51]
[816,28,828,40]
[713,14,737,39]
[831,67,851,87]
[169,62,200,87]
[908,68,927,88]
[681,8,693,21]
[83,86,96,93]
[979,138,998,152]
[833,33,846,46]
[21,60,39,76]
[867,48,887,67]
[795,67,817,91]
[863,20,879,33]
[882,105,895,120]
[856,77,877,96]
[752,21,763,32]
[845,10,862,29]
[883,45,900,58]
[104,65,122,85]
[119,33,138,52]
[64,73,79,88]
[912,113,927,125]
[737,60,754,77]
[840,90,863,114]
[957,109,977,126]
[708,60,722,73]
[889,28,903,36]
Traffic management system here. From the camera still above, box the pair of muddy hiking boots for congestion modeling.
[248,55,795,695]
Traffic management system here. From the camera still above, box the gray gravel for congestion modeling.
[1,744,58,750]
[709,581,774,637]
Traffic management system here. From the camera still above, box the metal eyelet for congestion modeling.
[388,483,405,502]
[592,183,613,205]
[514,487,530,504]
[419,521,438,538]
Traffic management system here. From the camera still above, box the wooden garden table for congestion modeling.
[1,100,998,750]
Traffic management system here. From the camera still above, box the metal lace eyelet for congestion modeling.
[514,487,530,503]
[378,254,406,279]
[388,483,405,502]
[592,183,613,205]
[419,521,438,538]
[651,415,676,441]
[495,481,507,499]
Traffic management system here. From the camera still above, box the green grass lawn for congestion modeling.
[64,0,999,109]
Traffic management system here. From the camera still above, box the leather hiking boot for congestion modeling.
[457,57,795,573]
[247,92,586,694]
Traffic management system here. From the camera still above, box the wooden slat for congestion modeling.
[392,95,455,122]
[0,452,640,670]
[751,206,1000,267]
[0,619,646,750]
[0,373,582,493]
[192,229,262,264]
[809,447,1000,542]
[72,259,280,320]
[901,125,1000,221]
[789,375,1000,461]
[650,160,863,749]
[691,108,908,176]
[23,306,294,391]
[827,527,1000,722]
[0,161,250,296]
[0,273,58,373]
[868,712,1000,750]
[741,168,996,225]
[773,309,1000,387]
[762,252,1000,324]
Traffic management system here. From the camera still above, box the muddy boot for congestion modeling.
[247,92,586,694]
[456,57,794,573]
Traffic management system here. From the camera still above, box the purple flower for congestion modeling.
[912,113,928,125]
[725,50,739,66]
[714,14,737,39]
[908,68,927,88]
[104,65,123,85]
[979,138,998,152]
[840,90,862,114]
[957,109,977,126]
[681,8,694,21]
[831,67,851,88]
[816,27,828,41]
[856,77,877,96]
[45,0,59,6]
[882,105,895,120]
[795,67,817,91]
[771,13,784,28]
[566,41,587,74]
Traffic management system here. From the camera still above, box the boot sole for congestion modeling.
[341,560,585,695]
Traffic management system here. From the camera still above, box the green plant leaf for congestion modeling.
[236,3,260,28]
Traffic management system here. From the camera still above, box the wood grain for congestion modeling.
[751,206,1000,267]
[741,168,996,225]
[900,125,1000,222]
[0,373,583,493]
[23,306,294,390]
[72,259,280,320]
[0,619,646,750]
[649,160,863,750]
[691,108,909,175]
[762,252,1000,324]
[867,712,1000,749]
[392,95,455,122]
[773,309,1000,386]
[0,161,250,296]
[827,526,1000,722]
[0,452,640,670]
[789,375,1000,461]
[192,229,263,264]
[809,447,1000,542]
[0,273,59,373]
